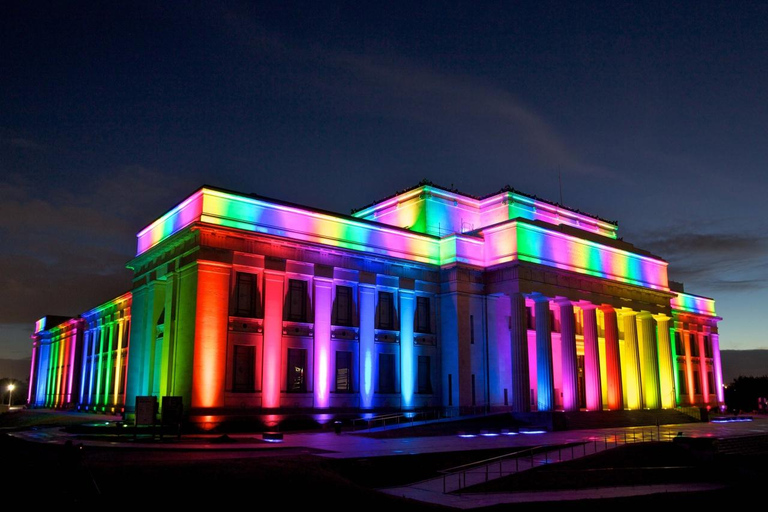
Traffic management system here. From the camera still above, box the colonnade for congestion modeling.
[504,291,708,413]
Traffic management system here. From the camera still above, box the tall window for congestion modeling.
[416,296,431,333]
[234,272,258,317]
[377,291,395,330]
[418,355,432,394]
[689,334,699,357]
[708,371,716,394]
[287,348,307,392]
[334,285,353,326]
[704,335,712,357]
[287,279,308,322]
[674,332,684,355]
[233,345,255,392]
[525,306,534,330]
[678,370,687,394]
[378,353,395,393]
[693,371,701,394]
[335,351,352,392]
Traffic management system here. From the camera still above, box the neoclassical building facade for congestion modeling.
[29,181,724,425]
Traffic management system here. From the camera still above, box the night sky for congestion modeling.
[2,2,767,361]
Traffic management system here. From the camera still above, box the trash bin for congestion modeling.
[333,421,342,435]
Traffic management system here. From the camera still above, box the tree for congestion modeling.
[724,376,768,414]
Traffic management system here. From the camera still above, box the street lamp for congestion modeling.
[7,383,14,407]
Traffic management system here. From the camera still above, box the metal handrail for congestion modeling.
[440,427,678,494]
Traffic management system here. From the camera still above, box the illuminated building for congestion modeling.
[28,181,724,426]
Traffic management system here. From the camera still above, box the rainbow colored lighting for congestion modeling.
[485,221,669,290]
[671,293,716,316]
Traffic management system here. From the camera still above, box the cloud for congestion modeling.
[8,137,44,150]
[216,13,609,181]
[636,230,768,292]
[0,166,198,324]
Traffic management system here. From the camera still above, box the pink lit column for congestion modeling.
[262,271,285,409]
[558,299,579,411]
[534,294,554,411]
[601,306,623,410]
[699,334,710,402]
[712,333,725,405]
[581,304,602,411]
[509,291,530,412]
[313,277,333,409]
[637,312,661,410]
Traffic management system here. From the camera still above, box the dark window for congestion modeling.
[689,334,699,357]
[704,335,712,357]
[525,307,534,330]
[417,356,432,394]
[287,279,308,322]
[335,351,352,392]
[377,291,395,330]
[416,296,431,333]
[378,353,395,393]
[708,371,716,393]
[678,370,687,394]
[334,286,353,326]
[693,371,701,394]
[549,310,557,332]
[674,332,684,355]
[470,314,475,344]
[233,345,255,392]
[234,272,258,317]
[287,348,307,393]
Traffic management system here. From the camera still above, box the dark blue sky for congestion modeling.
[2,1,767,359]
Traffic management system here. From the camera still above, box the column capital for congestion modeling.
[576,300,598,311]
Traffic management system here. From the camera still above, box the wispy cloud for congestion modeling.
[8,137,44,150]
[0,166,198,324]
[218,12,609,180]
[636,230,768,293]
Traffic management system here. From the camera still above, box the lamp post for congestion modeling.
[7,383,14,407]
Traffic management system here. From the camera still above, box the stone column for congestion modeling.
[581,304,602,411]
[712,333,724,406]
[399,289,415,410]
[509,291,530,412]
[622,310,642,410]
[262,270,285,409]
[358,283,376,409]
[654,314,676,409]
[637,312,661,410]
[601,306,623,410]
[558,299,579,411]
[534,294,554,411]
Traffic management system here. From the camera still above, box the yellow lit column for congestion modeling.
[621,310,642,410]
[637,312,661,410]
[654,314,676,409]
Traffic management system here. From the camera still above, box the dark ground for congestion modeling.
[1,409,763,510]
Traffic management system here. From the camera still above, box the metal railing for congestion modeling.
[351,409,443,431]
[439,426,679,494]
